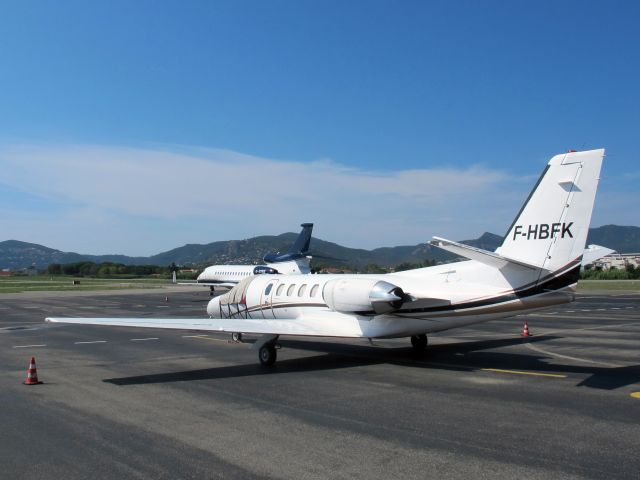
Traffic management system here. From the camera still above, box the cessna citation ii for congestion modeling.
[47,149,604,367]
[194,223,314,292]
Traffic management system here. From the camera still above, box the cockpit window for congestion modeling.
[265,284,273,296]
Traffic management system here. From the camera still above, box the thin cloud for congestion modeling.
[0,142,543,254]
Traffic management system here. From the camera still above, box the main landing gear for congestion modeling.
[209,286,215,297]
[259,343,277,366]
[255,334,280,367]
[410,334,428,351]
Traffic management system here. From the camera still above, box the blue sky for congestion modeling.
[0,1,638,256]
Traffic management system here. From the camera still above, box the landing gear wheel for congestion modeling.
[259,344,277,366]
[411,334,428,351]
[231,332,243,343]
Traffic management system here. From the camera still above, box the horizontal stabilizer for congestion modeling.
[430,237,543,272]
[45,316,363,338]
[581,244,615,266]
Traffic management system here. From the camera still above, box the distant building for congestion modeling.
[0,269,11,277]
[592,253,640,270]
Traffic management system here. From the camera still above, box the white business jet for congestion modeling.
[194,223,314,293]
[47,149,604,367]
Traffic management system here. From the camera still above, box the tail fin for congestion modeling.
[288,223,313,255]
[263,223,314,263]
[495,149,604,272]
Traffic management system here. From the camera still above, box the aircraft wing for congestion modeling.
[430,236,542,272]
[177,281,235,288]
[45,316,363,337]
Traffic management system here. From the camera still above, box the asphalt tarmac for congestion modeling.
[0,287,639,479]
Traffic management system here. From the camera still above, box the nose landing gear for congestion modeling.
[410,334,428,351]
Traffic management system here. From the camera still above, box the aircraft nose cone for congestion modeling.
[207,297,220,317]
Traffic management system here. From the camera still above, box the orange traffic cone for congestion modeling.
[23,356,42,385]
[522,321,531,337]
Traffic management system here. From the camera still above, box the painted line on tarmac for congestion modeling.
[130,337,159,341]
[482,368,566,378]
[528,314,637,322]
[631,392,640,399]
[74,340,107,344]
[188,336,229,343]
[182,334,209,338]
[544,322,637,334]
[13,344,46,348]
[524,342,622,368]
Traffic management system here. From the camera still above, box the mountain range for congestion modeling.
[1,225,638,270]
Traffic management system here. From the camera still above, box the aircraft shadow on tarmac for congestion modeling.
[103,335,640,390]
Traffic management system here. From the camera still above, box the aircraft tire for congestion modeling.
[259,344,277,366]
[410,334,428,351]
[231,332,243,342]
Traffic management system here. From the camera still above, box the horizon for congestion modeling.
[1,2,639,255]
[1,224,636,258]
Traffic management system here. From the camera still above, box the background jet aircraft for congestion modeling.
[48,149,605,367]
[194,223,314,292]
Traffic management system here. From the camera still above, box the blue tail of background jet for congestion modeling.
[263,223,313,263]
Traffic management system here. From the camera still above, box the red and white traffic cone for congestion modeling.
[23,356,42,385]
[522,321,531,337]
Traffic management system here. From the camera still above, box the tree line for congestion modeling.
[44,259,640,280]
[47,261,172,277]
[581,264,640,280]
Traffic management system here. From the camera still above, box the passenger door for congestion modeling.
[259,279,279,319]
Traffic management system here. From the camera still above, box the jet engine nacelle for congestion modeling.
[323,278,406,315]
[253,266,279,275]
